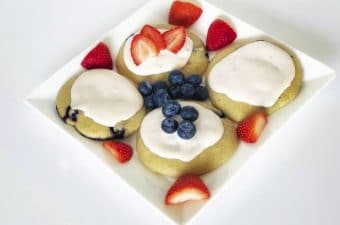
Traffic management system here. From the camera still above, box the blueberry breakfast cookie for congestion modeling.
[56,69,146,140]
[136,101,238,177]
[116,24,209,84]
[206,40,303,122]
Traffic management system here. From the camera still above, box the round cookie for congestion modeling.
[116,24,209,84]
[206,39,303,122]
[136,104,239,177]
[56,73,146,140]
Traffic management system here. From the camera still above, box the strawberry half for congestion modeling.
[162,26,186,53]
[169,1,203,27]
[103,141,133,163]
[206,19,237,51]
[141,25,166,51]
[81,42,113,70]
[236,112,268,143]
[131,34,159,65]
[165,174,210,205]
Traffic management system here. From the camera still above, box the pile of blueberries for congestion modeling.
[138,70,207,139]
[138,70,209,111]
[162,101,198,139]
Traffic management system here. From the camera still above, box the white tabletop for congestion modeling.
[1,0,339,224]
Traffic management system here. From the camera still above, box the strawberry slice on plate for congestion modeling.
[165,174,210,205]
[206,19,237,51]
[81,42,113,70]
[141,25,166,51]
[131,34,159,65]
[236,112,268,143]
[103,141,133,163]
[162,26,186,53]
[169,1,203,27]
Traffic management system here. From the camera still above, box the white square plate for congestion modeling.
[25,0,336,224]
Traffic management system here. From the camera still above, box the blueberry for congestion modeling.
[193,86,209,101]
[168,70,185,85]
[186,74,202,86]
[71,110,79,121]
[180,106,199,121]
[169,85,181,99]
[138,81,153,96]
[180,83,195,99]
[144,95,155,111]
[161,118,178,134]
[153,89,170,107]
[162,100,181,117]
[177,120,196,139]
[152,81,168,92]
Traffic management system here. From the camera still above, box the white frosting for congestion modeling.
[123,29,194,76]
[70,69,143,127]
[140,102,224,162]
[209,41,295,107]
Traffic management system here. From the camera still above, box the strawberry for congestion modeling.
[165,174,210,205]
[206,19,237,51]
[131,34,159,65]
[236,112,268,143]
[162,26,186,53]
[169,1,203,27]
[103,141,133,163]
[81,42,113,70]
[141,25,166,51]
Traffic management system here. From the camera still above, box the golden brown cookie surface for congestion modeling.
[136,117,238,177]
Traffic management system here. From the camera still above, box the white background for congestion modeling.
[1,0,339,224]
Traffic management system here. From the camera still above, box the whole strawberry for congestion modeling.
[206,19,237,51]
[81,42,113,70]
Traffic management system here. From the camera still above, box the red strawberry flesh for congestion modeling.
[165,174,210,205]
[141,25,166,50]
[162,26,186,53]
[131,34,159,65]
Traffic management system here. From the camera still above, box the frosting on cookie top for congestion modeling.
[123,29,193,76]
[70,69,143,127]
[140,101,224,162]
[209,41,295,107]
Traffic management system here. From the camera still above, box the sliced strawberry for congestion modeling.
[236,112,268,143]
[103,141,133,163]
[81,42,113,70]
[206,19,237,51]
[141,25,166,51]
[169,1,203,27]
[162,26,186,53]
[131,34,159,65]
[165,174,210,205]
